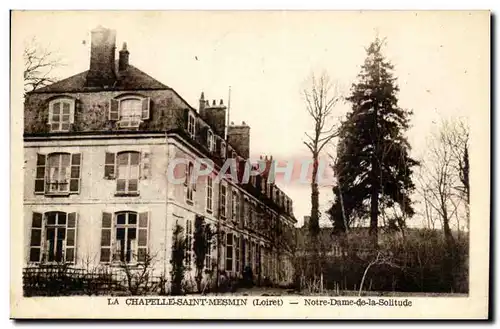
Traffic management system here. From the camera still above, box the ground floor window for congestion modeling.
[225,233,233,272]
[29,211,78,263]
[100,211,149,263]
[205,230,212,271]
[235,235,240,274]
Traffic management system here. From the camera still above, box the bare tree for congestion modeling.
[24,37,64,93]
[419,117,470,291]
[358,250,400,296]
[120,252,160,295]
[302,72,342,236]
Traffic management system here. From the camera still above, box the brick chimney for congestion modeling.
[118,42,129,71]
[199,95,227,138]
[303,216,310,229]
[86,26,117,87]
[227,121,250,159]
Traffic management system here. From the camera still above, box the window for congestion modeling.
[206,176,213,212]
[243,198,249,228]
[220,141,226,158]
[235,235,240,273]
[109,97,150,128]
[104,151,150,182]
[220,184,227,219]
[248,203,255,230]
[115,212,138,263]
[185,219,193,267]
[35,153,81,195]
[48,98,75,132]
[29,211,78,263]
[104,151,150,194]
[231,190,239,223]
[205,230,212,271]
[100,211,149,263]
[253,242,257,271]
[116,152,140,195]
[47,153,70,193]
[186,162,195,203]
[248,238,252,269]
[225,233,233,272]
[187,113,196,138]
[207,130,214,152]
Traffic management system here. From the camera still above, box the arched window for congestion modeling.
[48,98,75,132]
[119,98,142,127]
[116,151,140,194]
[108,96,150,128]
[34,152,81,195]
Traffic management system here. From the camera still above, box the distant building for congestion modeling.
[295,216,406,258]
[23,26,296,287]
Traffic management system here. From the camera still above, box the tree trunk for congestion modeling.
[370,164,380,248]
[310,153,320,236]
[442,207,456,292]
[196,272,202,293]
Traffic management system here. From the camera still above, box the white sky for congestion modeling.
[13,11,489,227]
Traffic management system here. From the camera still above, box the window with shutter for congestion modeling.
[231,191,239,223]
[187,113,196,139]
[109,99,120,121]
[206,176,213,213]
[100,212,113,262]
[30,211,79,264]
[34,154,46,194]
[101,211,150,264]
[65,212,78,263]
[220,141,226,158]
[29,212,43,262]
[140,152,151,179]
[235,235,240,274]
[141,98,150,120]
[186,162,194,203]
[242,238,246,269]
[225,233,233,272]
[104,152,116,179]
[220,184,227,219]
[185,219,193,267]
[205,227,213,270]
[137,212,149,262]
[207,130,214,152]
[69,154,81,193]
[110,96,152,127]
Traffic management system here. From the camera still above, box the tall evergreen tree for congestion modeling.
[330,37,418,247]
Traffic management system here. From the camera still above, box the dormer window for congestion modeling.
[207,129,214,152]
[187,112,196,138]
[109,96,150,129]
[48,98,75,132]
[220,141,226,158]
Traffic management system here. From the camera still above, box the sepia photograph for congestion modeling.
[10,10,490,319]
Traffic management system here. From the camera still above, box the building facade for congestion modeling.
[23,27,296,289]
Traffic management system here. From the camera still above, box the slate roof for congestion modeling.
[29,61,170,94]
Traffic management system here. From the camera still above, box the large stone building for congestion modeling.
[23,26,296,288]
